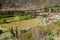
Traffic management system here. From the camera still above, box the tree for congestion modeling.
[0,3,2,9]
[44,7,49,12]
[51,8,54,12]
[9,27,15,37]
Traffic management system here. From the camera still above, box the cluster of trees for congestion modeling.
[0,11,38,19]
[0,12,14,19]
[0,12,14,24]
[0,3,2,9]
[43,5,60,12]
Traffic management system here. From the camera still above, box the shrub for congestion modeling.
[44,7,49,12]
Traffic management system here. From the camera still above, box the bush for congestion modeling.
[0,3,2,9]
[44,7,49,12]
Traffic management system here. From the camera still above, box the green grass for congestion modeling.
[54,20,60,25]
[19,15,36,21]
[0,17,14,24]
[19,15,27,21]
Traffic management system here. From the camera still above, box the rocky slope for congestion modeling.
[0,0,60,7]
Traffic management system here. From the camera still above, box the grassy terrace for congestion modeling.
[0,11,38,29]
[19,15,36,21]
[0,17,14,24]
[2,19,39,29]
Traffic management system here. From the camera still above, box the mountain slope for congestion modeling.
[0,0,60,7]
